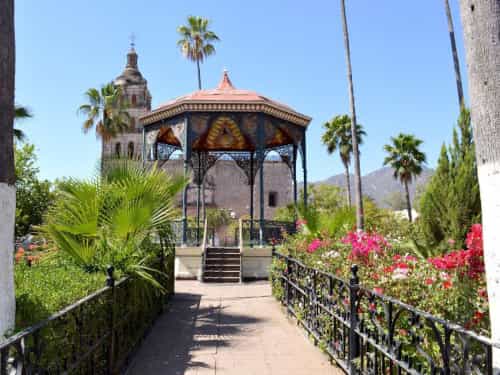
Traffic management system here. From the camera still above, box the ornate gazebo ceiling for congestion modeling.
[140,71,311,154]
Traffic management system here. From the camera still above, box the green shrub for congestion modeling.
[15,253,106,328]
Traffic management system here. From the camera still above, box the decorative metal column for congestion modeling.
[182,115,192,246]
[141,125,146,166]
[249,152,255,245]
[301,133,308,208]
[257,114,265,246]
[196,152,201,246]
[292,144,298,209]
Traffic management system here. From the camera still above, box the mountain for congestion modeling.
[315,166,434,208]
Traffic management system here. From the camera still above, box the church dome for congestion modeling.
[114,47,147,86]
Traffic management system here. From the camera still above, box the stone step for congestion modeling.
[204,265,240,271]
[204,270,240,278]
[203,276,240,283]
[205,258,240,265]
[205,253,240,259]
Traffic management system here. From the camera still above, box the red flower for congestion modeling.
[425,278,434,285]
[373,287,384,295]
[478,288,488,299]
[442,280,453,289]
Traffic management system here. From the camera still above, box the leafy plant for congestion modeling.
[40,159,186,290]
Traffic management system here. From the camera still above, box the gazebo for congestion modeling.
[140,71,311,246]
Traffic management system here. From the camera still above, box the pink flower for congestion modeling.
[425,278,434,285]
[373,287,384,295]
[307,239,322,253]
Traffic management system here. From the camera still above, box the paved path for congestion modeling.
[127,281,341,375]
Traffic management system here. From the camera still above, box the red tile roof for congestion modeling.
[140,71,311,127]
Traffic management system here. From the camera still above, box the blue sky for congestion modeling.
[15,0,467,182]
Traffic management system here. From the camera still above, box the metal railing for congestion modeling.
[272,251,500,374]
[171,219,215,247]
[241,220,296,246]
[0,260,172,374]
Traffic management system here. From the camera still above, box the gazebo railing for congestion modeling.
[171,219,215,247]
[240,220,296,246]
[272,251,500,375]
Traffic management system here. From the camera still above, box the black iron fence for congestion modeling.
[0,258,174,374]
[272,251,500,375]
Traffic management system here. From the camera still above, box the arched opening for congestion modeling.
[128,142,134,158]
[115,142,121,157]
[131,94,137,106]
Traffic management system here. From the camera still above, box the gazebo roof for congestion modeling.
[140,71,312,127]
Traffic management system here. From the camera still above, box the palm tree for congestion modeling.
[177,16,220,90]
[383,133,426,222]
[78,83,130,167]
[322,115,365,207]
[14,105,33,142]
[459,0,500,366]
[41,160,187,288]
[443,0,465,107]
[340,0,364,230]
[0,0,16,338]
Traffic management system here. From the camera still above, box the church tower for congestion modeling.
[103,43,151,159]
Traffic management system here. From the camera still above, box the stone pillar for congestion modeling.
[249,152,255,246]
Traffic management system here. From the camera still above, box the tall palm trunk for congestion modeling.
[444,0,465,107]
[340,0,364,229]
[404,180,412,222]
[0,0,16,339]
[459,0,500,368]
[343,162,352,207]
[196,60,202,90]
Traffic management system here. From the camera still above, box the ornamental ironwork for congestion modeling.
[272,252,499,375]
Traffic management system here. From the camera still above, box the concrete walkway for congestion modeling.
[127,281,340,375]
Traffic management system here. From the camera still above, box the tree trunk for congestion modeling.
[343,162,352,207]
[459,0,500,368]
[196,60,202,90]
[444,0,465,107]
[404,180,412,222]
[340,0,364,229]
[0,0,16,339]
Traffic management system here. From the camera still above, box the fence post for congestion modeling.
[285,257,291,314]
[348,264,360,375]
[106,266,116,375]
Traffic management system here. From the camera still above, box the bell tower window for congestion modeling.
[268,191,278,207]
[128,142,134,158]
[115,142,121,157]
[131,94,137,106]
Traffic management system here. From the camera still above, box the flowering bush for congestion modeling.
[276,223,489,334]
[341,231,391,260]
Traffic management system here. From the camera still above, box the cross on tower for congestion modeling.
[129,33,136,50]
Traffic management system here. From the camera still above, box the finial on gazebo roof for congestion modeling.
[217,68,235,90]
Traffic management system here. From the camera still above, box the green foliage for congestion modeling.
[14,104,33,142]
[418,108,481,248]
[15,143,54,237]
[78,83,130,141]
[322,114,365,165]
[205,208,231,229]
[177,16,220,64]
[383,133,426,185]
[40,159,186,289]
[383,191,406,211]
[15,253,106,328]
